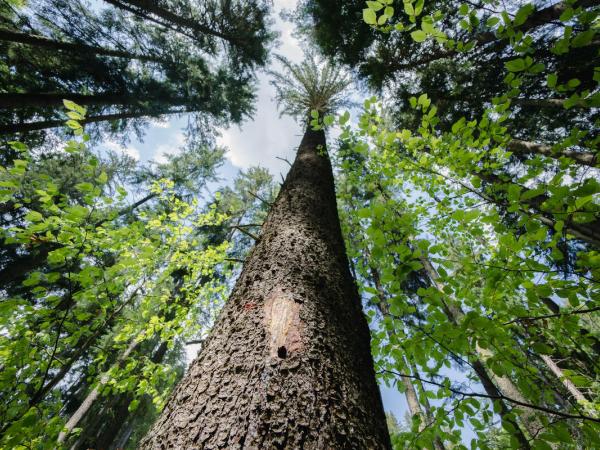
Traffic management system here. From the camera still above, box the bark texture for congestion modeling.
[139,128,391,449]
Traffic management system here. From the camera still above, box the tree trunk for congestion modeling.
[408,359,446,450]
[388,0,600,73]
[507,139,597,167]
[104,0,235,44]
[368,263,446,450]
[476,171,600,247]
[0,93,185,110]
[57,338,139,444]
[539,355,588,404]
[0,109,186,134]
[139,128,391,449]
[0,26,168,64]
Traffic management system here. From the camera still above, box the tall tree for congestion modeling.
[139,56,391,449]
[0,0,271,142]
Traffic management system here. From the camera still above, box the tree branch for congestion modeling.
[380,369,600,424]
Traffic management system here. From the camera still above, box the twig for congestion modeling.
[276,156,293,167]
[231,226,260,242]
[504,306,600,325]
[247,191,272,207]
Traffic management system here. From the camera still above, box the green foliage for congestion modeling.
[270,52,351,123]
[0,107,232,448]
[296,0,600,447]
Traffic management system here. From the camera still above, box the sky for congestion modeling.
[98,0,305,192]
[95,0,479,440]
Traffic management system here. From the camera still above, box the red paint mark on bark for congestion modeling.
[243,302,257,311]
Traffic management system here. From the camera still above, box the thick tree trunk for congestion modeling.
[139,128,391,449]
[0,26,168,64]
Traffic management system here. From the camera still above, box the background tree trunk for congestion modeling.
[139,128,391,449]
[0,26,167,63]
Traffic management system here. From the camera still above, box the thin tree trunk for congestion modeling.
[388,0,600,72]
[476,171,600,247]
[57,338,139,444]
[419,256,536,446]
[368,266,436,437]
[513,98,586,109]
[0,286,141,440]
[0,109,186,134]
[401,364,427,429]
[0,26,168,63]
[139,128,391,448]
[539,355,588,403]
[368,263,446,449]
[104,0,236,44]
[507,139,597,167]
[0,93,185,110]
[408,359,446,450]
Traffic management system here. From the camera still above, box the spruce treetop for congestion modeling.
[270,52,351,122]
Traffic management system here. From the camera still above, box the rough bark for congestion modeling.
[139,128,391,449]
[0,26,168,63]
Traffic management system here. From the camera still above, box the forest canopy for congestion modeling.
[0,0,599,449]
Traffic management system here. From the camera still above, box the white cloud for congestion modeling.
[217,75,303,177]
[217,0,306,178]
[148,118,171,129]
[152,131,186,164]
[103,141,140,161]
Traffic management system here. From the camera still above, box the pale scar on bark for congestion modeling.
[263,288,303,359]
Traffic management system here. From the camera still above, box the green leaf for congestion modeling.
[339,111,350,125]
[62,99,86,116]
[363,8,377,24]
[505,58,526,72]
[486,16,499,27]
[366,1,383,11]
[411,30,427,42]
